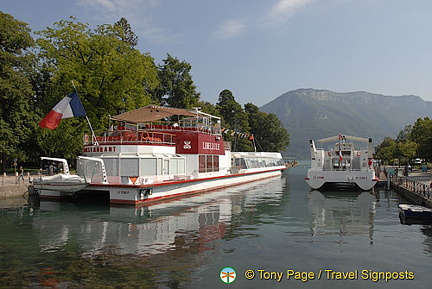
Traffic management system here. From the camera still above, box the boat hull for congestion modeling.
[399,204,432,219]
[33,174,89,199]
[88,169,284,205]
[305,170,377,190]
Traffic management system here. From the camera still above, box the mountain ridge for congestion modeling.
[260,88,432,158]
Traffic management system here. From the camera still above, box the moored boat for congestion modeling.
[33,157,89,198]
[37,105,287,205]
[305,134,378,190]
[399,204,432,219]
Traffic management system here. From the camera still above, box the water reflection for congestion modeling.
[0,177,285,287]
[307,190,377,242]
[2,170,432,288]
[33,177,285,258]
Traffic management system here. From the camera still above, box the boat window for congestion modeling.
[104,158,119,176]
[157,158,163,175]
[214,156,219,172]
[163,159,169,175]
[233,158,247,169]
[140,158,157,175]
[121,158,139,176]
[199,155,219,172]
[199,155,206,173]
[170,158,178,174]
[206,155,213,172]
[178,158,185,174]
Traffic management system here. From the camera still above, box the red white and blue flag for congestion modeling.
[39,91,87,130]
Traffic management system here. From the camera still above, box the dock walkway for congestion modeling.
[0,174,31,200]
[390,168,432,208]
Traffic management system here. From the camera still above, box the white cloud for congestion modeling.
[261,0,313,29]
[75,0,177,43]
[213,19,247,39]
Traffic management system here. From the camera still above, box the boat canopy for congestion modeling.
[111,105,198,124]
[317,135,370,144]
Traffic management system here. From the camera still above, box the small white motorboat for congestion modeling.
[32,157,88,198]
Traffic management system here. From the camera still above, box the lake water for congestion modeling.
[0,163,431,288]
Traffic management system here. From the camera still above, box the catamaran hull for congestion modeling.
[86,169,284,205]
[305,170,377,191]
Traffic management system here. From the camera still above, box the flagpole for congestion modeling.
[71,81,99,145]
[252,135,256,152]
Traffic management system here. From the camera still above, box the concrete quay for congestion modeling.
[0,174,31,200]
[390,168,432,208]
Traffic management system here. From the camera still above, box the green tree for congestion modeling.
[375,137,397,164]
[244,103,289,152]
[410,117,432,161]
[154,54,200,109]
[216,89,251,151]
[36,17,158,130]
[0,12,39,171]
[396,125,412,143]
[395,140,418,165]
[35,17,159,158]
[114,17,138,48]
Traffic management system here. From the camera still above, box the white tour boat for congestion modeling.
[305,134,378,190]
[33,157,89,198]
[37,105,287,205]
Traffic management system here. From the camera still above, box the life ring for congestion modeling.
[328,152,331,156]
[356,152,361,156]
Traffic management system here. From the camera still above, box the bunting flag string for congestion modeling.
[220,127,254,140]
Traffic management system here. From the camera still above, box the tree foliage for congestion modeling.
[216,89,251,151]
[0,12,39,170]
[154,54,200,109]
[34,17,159,159]
[36,17,159,131]
[0,12,290,168]
[410,117,432,161]
[375,126,419,165]
[214,90,289,152]
[245,103,290,152]
[114,17,138,48]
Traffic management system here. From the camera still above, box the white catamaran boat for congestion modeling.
[305,134,378,190]
[32,157,89,198]
[37,105,287,205]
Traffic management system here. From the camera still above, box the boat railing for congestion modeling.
[84,130,176,146]
[320,168,368,172]
[141,122,221,135]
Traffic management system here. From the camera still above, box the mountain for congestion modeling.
[260,89,432,158]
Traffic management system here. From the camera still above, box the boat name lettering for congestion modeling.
[84,146,117,153]
[202,142,220,150]
[116,190,129,194]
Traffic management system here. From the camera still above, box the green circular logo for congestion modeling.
[220,267,237,284]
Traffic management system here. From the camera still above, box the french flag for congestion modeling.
[39,91,87,130]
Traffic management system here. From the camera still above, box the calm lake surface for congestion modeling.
[0,163,431,288]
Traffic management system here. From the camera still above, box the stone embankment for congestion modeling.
[0,174,32,200]
[390,168,432,208]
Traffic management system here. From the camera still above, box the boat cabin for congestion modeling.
[79,105,230,185]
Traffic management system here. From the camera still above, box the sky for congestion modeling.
[2,0,432,106]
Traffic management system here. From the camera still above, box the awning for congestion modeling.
[111,105,198,123]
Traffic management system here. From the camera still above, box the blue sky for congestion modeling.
[3,0,432,106]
